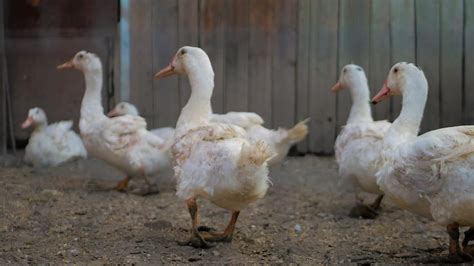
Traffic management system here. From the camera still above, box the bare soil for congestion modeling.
[0,154,457,264]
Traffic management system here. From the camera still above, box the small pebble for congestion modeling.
[69,248,80,256]
[212,251,220,256]
[294,224,302,234]
[41,189,63,197]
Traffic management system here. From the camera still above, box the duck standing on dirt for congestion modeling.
[372,62,474,262]
[332,65,390,219]
[21,107,87,167]
[57,51,169,193]
[154,46,273,248]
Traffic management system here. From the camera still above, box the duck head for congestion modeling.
[331,64,368,93]
[371,62,427,104]
[22,107,47,129]
[154,46,214,80]
[57,51,102,73]
[107,102,139,117]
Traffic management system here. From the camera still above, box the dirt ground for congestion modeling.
[0,154,459,264]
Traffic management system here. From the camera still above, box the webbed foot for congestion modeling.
[348,203,378,219]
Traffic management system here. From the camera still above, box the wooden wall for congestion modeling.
[5,0,118,141]
[0,0,6,154]
[129,0,471,154]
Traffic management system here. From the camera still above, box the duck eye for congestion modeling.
[79,54,84,59]
[343,68,347,73]
[356,67,362,71]
[394,68,398,73]
[180,49,186,55]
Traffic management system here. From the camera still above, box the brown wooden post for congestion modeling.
[0,0,6,155]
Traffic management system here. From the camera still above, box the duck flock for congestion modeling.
[18,46,474,262]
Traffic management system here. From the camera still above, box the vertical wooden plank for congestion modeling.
[114,28,122,105]
[152,0,180,127]
[248,0,273,125]
[465,0,474,124]
[0,0,5,154]
[337,0,370,131]
[295,0,310,152]
[369,0,391,121]
[224,0,249,112]
[390,0,415,120]
[129,0,154,125]
[416,0,441,131]
[200,0,226,114]
[272,0,297,128]
[309,0,338,154]
[119,0,130,102]
[440,0,463,127]
[178,0,199,108]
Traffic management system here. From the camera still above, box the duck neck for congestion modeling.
[81,68,105,120]
[176,65,214,134]
[346,79,373,124]
[32,121,47,133]
[386,78,427,145]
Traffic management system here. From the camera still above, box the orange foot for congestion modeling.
[113,176,130,192]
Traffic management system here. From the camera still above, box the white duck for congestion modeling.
[107,102,263,141]
[372,62,474,261]
[209,110,264,129]
[57,51,170,192]
[154,46,273,248]
[107,102,175,141]
[245,120,308,165]
[21,107,87,167]
[108,102,308,166]
[332,64,390,219]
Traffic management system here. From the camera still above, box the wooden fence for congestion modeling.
[128,0,473,154]
[5,0,118,142]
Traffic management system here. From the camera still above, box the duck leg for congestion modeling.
[200,211,240,243]
[369,194,384,210]
[139,167,153,187]
[142,175,152,186]
[142,174,159,194]
[462,227,474,248]
[113,176,130,191]
[446,223,472,262]
[178,197,214,249]
[349,194,383,219]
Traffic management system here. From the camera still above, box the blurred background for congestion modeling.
[0,0,472,155]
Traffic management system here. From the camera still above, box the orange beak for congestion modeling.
[154,55,178,80]
[107,109,119,118]
[154,65,176,80]
[57,59,74,69]
[331,82,343,92]
[371,80,391,105]
[21,116,33,129]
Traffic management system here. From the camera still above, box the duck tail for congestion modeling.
[286,118,310,145]
[238,141,274,167]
